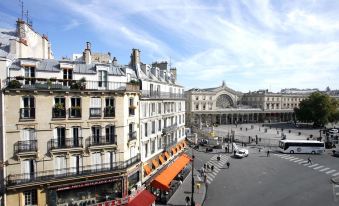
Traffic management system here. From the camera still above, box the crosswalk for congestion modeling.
[273,153,339,177]
[200,154,229,185]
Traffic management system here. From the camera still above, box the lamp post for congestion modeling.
[191,145,195,206]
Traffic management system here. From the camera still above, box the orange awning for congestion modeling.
[152,159,159,169]
[143,164,152,175]
[164,152,170,160]
[176,145,181,151]
[171,147,177,155]
[159,155,166,164]
[181,142,185,148]
[183,141,187,147]
[151,154,192,191]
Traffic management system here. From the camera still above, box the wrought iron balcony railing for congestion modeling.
[104,107,115,117]
[14,140,37,154]
[141,90,185,99]
[89,108,102,117]
[47,137,83,150]
[87,135,117,147]
[69,107,81,118]
[52,108,66,118]
[6,154,141,186]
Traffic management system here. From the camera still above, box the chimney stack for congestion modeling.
[83,41,92,64]
[112,57,117,66]
[131,48,141,69]
[170,67,177,81]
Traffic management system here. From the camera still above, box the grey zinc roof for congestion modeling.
[8,58,126,76]
[0,29,17,58]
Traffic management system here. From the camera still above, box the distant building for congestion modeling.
[185,82,311,126]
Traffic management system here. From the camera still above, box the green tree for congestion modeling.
[294,92,339,127]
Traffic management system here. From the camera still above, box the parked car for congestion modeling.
[332,150,339,157]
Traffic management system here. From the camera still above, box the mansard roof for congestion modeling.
[9,58,127,76]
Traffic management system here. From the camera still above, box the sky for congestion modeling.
[1,0,339,92]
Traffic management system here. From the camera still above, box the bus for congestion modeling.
[278,140,325,154]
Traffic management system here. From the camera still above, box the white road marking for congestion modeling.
[207,175,214,181]
[326,170,336,174]
[289,158,299,161]
[308,163,319,168]
[283,156,294,160]
[299,161,308,164]
[214,168,220,172]
[206,179,211,184]
[319,167,330,172]
[294,159,304,163]
[334,185,339,188]
[313,165,324,170]
[332,172,339,177]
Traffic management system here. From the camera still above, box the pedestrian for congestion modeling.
[204,163,207,169]
[267,150,270,157]
[207,164,210,170]
[211,165,214,172]
[185,196,190,206]
[225,147,228,153]
[201,167,205,176]
[234,150,236,156]
[204,174,207,183]
[196,183,201,193]
[259,148,261,152]
[226,161,230,168]
[217,154,221,161]
[307,156,312,165]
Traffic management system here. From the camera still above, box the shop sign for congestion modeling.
[56,178,120,191]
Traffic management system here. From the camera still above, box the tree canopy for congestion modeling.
[294,92,339,127]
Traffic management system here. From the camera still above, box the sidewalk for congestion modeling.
[166,169,207,206]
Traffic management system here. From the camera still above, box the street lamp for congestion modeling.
[191,145,195,206]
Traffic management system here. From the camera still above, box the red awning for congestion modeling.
[128,189,156,206]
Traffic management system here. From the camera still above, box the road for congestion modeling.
[190,147,339,206]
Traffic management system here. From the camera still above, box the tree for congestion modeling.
[294,92,339,127]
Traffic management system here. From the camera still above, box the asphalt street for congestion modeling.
[191,147,339,206]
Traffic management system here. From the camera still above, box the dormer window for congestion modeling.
[63,69,73,86]
[98,70,107,88]
[24,66,35,85]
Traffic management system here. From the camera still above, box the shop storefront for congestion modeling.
[48,177,123,206]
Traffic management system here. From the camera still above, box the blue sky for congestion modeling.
[1,0,339,92]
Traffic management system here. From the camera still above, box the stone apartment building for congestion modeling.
[128,50,186,184]
[2,46,141,205]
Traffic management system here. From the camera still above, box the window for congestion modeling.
[158,103,161,114]
[152,121,155,134]
[24,189,37,206]
[129,123,136,140]
[54,156,66,175]
[91,152,102,171]
[90,97,102,117]
[63,68,73,86]
[104,151,115,169]
[195,104,199,110]
[144,123,148,137]
[72,127,81,147]
[158,137,162,149]
[21,159,35,180]
[158,120,162,131]
[151,103,155,115]
[98,70,108,87]
[179,115,182,124]
[105,125,116,144]
[21,96,35,119]
[92,126,101,144]
[151,140,155,154]
[70,97,81,118]
[195,96,199,100]
[145,142,149,158]
[55,127,66,148]
[53,97,66,118]
[129,98,135,116]
[104,97,115,117]
[70,155,82,174]
[24,66,35,85]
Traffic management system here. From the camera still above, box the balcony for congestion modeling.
[128,131,137,141]
[6,154,141,186]
[20,108,35,120]
[104,107,115,118]
[52,108,66,119]
[47,137,83,151]
[5,77,135,92]
[162,123,178,135]
[14,140,37,154]
[141,90,185,99]
[89,108,102,118]
[87,135,117,147]
[69,107,81,118]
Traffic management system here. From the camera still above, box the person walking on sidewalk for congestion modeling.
[204,174,207,183]
[226,161,230,169]
[211,165,214,172]
[307,156,312,165]
[185,196,190,206]
[267,150,270,157]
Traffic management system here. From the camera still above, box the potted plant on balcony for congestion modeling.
[54,103,65,111]
[70,77,86,90]
[129,80,139,85]
[129,105,137,109]
[8,79,22,89]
